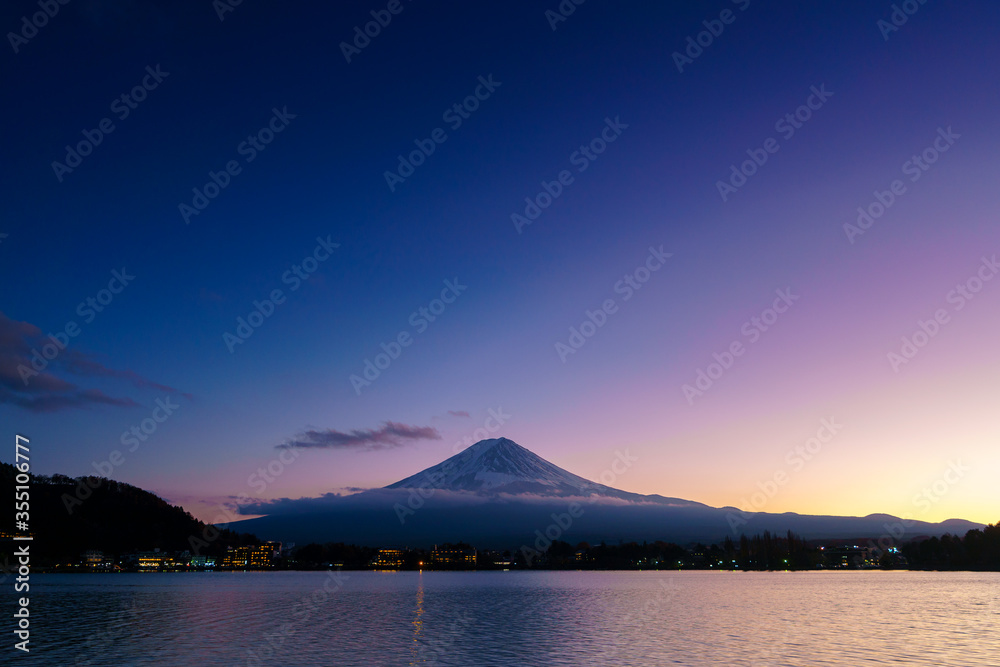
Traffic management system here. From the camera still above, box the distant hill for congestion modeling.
[0,461,258,566]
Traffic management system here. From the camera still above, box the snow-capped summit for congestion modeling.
[385,437,698,505]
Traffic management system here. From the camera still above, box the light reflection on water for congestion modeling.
[22,570,1000,666]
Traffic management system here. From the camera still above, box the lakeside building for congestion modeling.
[82,550,104,567]
[219,544,276,568]
[189,555,215,568]
[138,549,174,569]
[430,545,477,568]
[371,548,407,569]
[821,546,878,568]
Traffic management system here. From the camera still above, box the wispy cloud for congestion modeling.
[0,310,189,412]
[62,355,192,397]
[0,386,139,412]
[275,421,441,451]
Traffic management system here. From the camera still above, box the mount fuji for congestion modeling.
[234,437,983,548]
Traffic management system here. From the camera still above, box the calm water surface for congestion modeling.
[24,570,1000,666]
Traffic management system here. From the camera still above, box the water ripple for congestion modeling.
[19,570,1000,666]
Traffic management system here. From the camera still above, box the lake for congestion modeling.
[23,570,1000,666]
